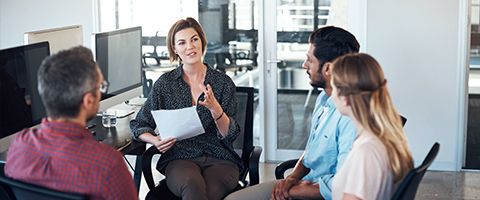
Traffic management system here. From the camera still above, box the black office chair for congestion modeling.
[142,70,154,97]
[275,115,408,179]
[213,48,256,75]
[142,31,168,67]
[141,86,262,200]
[391,142,440,200]
[0,162,87,200]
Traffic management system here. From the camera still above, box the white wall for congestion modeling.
[0,0,95,49]
[366,0,467,170]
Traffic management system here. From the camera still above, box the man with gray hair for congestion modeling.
[5,46,138,200]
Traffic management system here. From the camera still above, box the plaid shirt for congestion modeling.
[5,119,137,200]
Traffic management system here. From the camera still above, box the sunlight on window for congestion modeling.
[97,0,197,36]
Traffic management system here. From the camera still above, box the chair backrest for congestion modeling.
[391,142,440,200]
[0,162,87,200]
[232,86,255,182]
[141,86,259,199]
[400,115,407,126]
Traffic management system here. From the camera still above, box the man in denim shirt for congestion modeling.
[225,26,360,200]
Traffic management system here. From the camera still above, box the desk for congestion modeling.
[0,113,146,192]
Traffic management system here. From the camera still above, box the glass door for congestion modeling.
[263,0,366,161]
[95,0,366,162]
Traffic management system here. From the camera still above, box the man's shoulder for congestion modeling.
[10,128,40,147]
[84,142,123,162]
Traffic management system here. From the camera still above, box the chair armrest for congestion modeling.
[141,145,162,190]
[275,159,299,179]
[142,53,161,66]
[248,146,262,186]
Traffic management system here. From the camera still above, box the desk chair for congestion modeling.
[214,51,256,75]
[391,142,440,200]
[141,86,262,200]
[0,162,87,200]
[142,31,169,67]
[141,31,169,97]
[142,70,153,97]
[123,140,147,193]
[275,115,408,179]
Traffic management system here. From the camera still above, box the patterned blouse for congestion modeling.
[130,64,242,173]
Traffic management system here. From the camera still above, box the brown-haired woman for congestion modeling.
[130,17,242,200]
[329,53,413,200]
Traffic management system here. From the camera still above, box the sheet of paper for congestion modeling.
[151,106,205,141]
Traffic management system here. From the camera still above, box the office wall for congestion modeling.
[366,0,467,170]
[0,0,94,49]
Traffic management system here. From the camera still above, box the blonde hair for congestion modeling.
[331,53,413,182]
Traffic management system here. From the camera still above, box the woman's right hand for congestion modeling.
[139,133,177,153]
[152,136,176,153]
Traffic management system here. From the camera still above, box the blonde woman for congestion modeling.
[330,53,413,200]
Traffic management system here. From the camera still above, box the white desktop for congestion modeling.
[24,25,83,54]
[91,26,144,115]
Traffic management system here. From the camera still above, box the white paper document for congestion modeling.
[151,106,205,141]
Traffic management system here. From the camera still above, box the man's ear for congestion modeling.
[323,62,332,76]
[82,92,95,110]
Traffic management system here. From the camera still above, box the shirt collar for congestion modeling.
[173,63,213,81]
[40,118,91,137]
[173,64,183,79]
[318,91,336,109]
[324,95,336,109]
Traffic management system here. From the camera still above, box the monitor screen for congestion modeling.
[24,25,83,54]
[0,42,50,137]
[92,27,143,111]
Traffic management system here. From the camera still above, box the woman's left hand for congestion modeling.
[198,84,223,120]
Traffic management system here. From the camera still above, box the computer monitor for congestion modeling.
[24,25,83,54]
[91,26,143,111]
[0,42,50,137]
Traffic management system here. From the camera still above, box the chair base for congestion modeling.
[145,180,179,200]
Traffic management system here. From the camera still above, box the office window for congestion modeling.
[96,0,197,36]
[96,0,198,72]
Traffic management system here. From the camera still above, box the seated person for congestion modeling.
[130,17,242,200]
[5,46,137,200]
[225,26,360,200]
[330,53,413,200]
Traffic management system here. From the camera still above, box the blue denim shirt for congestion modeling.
[302,91,356,200]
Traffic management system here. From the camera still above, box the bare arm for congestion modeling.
[288,181,322,200]
[343,193,362,200]
[213,110,230,136]
[288,154,311,180]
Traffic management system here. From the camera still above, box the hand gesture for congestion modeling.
[152,136,176,153]
[198,84,223,120]
[271,177,299,200]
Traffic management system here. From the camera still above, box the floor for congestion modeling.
[125,155,480,200]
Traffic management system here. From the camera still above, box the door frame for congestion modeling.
[259,0,368,162]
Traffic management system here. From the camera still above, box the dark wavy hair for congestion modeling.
[309,26,360,70]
